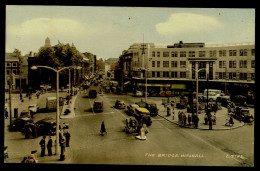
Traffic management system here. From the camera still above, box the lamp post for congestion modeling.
[31,65,81,156]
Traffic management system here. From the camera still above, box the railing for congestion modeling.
[205,42,255,47]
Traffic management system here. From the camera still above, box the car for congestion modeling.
[89,89,97,98]
[132,91,143,97]
[93,101,104,113]
[148,91,158,97]
[127,104,139,115]
[133,107,152,126]
[135,101,159,116]
[115,100,126,109]
[12,117,33,132]
[20,110,32,118]
[233,107,254,123]
[28,104,39,113]
[35,118,57,136]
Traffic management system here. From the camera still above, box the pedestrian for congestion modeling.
[208,116,213,130]
[60,136,66,155]
[39,136,46,157]
[100,121,107,135]
[194,114,199,129]
[4,146,8,163]
[21,157,28,163]
[65,131,71,147]
[188,114,192,126]
[47,136,53,156]
[5,108,8,119]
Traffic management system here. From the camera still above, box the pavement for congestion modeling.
[4,91,74,164]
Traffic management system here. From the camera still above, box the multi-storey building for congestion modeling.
[119,41,255,95]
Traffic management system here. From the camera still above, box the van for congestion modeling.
[203,89,221,102]
[46,97,56,111]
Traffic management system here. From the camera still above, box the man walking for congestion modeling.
[47,136,53,156]
[39,136,46,157]
[65,131,71,147]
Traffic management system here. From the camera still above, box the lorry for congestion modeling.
[203,89,222,102]
[46,97,64,111]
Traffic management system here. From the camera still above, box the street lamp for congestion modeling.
[188,67,208,116]
[31,65,81,156]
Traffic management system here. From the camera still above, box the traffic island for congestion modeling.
[60,94,78,119]
[157,113,245,130]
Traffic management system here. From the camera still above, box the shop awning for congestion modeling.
[124,81,131,85]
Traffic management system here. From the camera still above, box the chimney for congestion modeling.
[29,51,33,56]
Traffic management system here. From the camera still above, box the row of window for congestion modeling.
[149,71,255,81]
[151,49,255,58]
[219,60,255,68]
[152,61,186,68]
[6,69,17,75]
[217,72,255,81]
[6,62,18,67]
[151,71,187,78]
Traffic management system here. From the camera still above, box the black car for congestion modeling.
[12,118,33,132]
[89,89,97,98]
[35,118,56,136]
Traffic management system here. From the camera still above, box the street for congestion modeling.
[64,85,254,166]
[4,85,254,166]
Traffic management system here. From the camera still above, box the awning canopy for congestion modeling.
[124,81,131,85]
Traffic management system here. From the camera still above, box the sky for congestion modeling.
[6,6,255,59]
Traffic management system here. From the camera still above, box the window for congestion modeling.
[209,50,216,57]
[251,73,255,80]
[219,61,226,68]
[152,71,155,77]
[163,52,169,57]
[180,61,186,68]
[171,61,178,68]
[180,51,186,57]
[218,72,226,79]
[229,73,237,80]
[240,49,248,56]
[152,61,155,67]
[239,60,247,68]
[229,61,236,68]
[251,49,255,56]
[219,50,226,57]
[157,72,160,77]
[199,51,206,57]
[152,51,155,57]
[6,63,11,67]
[251,60,255,68]
[189,51,195,57]
[12,69,17,75]
[157,61,160,67]
[171,72,177,78]
[12,63,17,67]
[171,51,178,57]
[163,61,169,67]
[180,72,186,78]
[6,69,10,75]
[157,52,160,57]
[229,50,237,56]
[163,72,169,77]
[239,73,247,80]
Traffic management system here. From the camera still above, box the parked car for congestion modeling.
[127,104,139,115]
[133,107,152,126]
[12,117,33,132]
[231,95,247,106]
[132,91,143,97]
[233,107,254,123]
[89,89,97,98]
[35,118,57,136]
[20,110,32,118]
[28,104,39,113]
[148,91,158,97]
[93,101,104,113]
[115,100,126,109]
